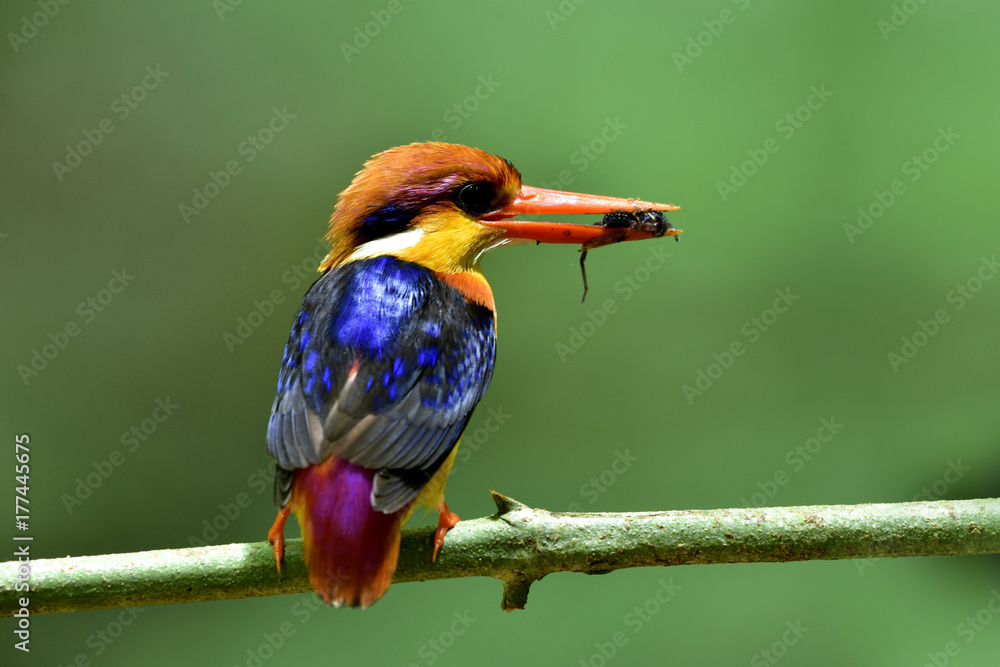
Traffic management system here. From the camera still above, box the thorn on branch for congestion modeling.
[490,489,528,515]
[501,574,536,611]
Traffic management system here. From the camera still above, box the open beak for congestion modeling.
[481,185,681,245]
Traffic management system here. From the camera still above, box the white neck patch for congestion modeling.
[347,227,425,261]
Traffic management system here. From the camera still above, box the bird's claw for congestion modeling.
[433,502,460,562]
[267,506,291,574]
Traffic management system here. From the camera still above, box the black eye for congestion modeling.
[454,182,498,216]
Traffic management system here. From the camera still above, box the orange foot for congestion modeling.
[267,506,291,573]
[433,502,460,562]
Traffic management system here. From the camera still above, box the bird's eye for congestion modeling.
[454,182,498,217]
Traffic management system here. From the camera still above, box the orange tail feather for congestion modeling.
[291,458,408,608]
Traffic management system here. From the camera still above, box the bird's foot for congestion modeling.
[267,506,291,573]
[432,502,460,562]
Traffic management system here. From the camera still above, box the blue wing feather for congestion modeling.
[267,256,496,513]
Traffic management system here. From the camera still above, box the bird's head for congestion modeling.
[320,142,679,274]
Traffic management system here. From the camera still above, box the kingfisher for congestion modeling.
[266,142,680,608]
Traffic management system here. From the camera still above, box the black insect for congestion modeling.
[579,210,678,302]
[599,210,676,238]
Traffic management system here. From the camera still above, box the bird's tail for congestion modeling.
[290,457,408,608]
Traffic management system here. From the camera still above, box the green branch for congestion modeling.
[3,493,999,615]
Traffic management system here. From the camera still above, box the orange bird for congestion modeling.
[266,142,680,607]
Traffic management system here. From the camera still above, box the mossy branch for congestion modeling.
[3,493,999,615]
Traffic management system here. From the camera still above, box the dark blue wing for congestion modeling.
[267,256,496,513]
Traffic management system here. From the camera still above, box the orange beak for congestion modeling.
[481,185,681,245]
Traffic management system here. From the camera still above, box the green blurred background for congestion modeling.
[3,1,1000,665]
